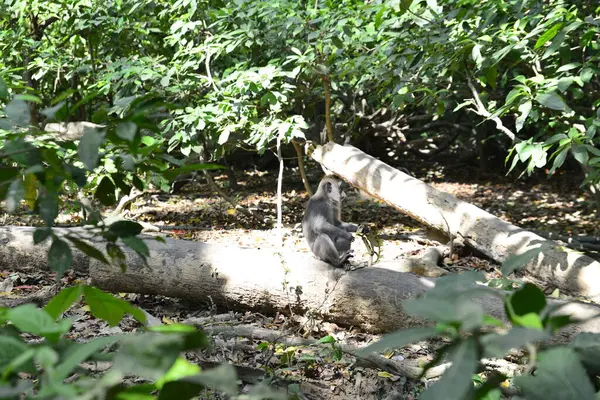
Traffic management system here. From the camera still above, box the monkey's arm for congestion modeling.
[338,221,358,232]
[318,220,354,240]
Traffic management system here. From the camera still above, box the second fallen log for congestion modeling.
[308,142,600,303]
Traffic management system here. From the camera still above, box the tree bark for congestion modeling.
[308,142,600,303]
[1,226,600,344]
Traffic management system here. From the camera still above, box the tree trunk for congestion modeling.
[308,142,600,303]
[1,226,600,344]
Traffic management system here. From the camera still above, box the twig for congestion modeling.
[467,76,517,142]
[292,140,313,196]
[112,189,144,215]
[276,133,285,247]
[0,283,60,308]
[197,323,523,381]
[205,50,219,93]
[322,75,334,142]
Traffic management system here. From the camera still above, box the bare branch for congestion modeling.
[467,77,517,142]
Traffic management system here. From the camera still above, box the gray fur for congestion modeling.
[302,177,358,268]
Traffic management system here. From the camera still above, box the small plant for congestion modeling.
[360,249,599,399]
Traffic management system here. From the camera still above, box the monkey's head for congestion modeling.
[317,177,346,203]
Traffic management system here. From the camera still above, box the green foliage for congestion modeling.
[0,288,227,399]
[362,247,600,399]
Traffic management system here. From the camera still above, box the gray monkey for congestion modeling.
[302,176,358,269]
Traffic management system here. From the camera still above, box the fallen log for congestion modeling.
[1,226,600,345]
[308,142,600,302]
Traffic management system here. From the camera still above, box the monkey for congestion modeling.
[302,176,358,269]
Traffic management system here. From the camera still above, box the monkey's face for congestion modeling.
[320,178,344,203]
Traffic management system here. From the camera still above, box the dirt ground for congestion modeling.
[0,160,598,399]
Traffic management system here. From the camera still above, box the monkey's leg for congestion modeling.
[312,234,352,268]
[334,236,362,271]
[334,236,355,267]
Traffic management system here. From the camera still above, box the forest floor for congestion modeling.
[1,157,598,399]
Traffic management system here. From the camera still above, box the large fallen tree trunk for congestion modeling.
[308,142,600,303]
[1,226,600,344]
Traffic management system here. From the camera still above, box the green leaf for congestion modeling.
[491,44,515,65]
[67,165,87,187]
[95,176,116,206]
[109,220,143,238]
[78,128,106,171]
[535,92,567,111]
[544,133,568,146]
[0,76,8,99]
[54,336,121,381]
[421,338,478,400]
[482,315,505,328]
[44,286,84,320]
[546,314,576,332]
[331,36,345,49]
[515,101,532,132]
[534,23,563,49]
[178,364,239,396]
[0,167,19,184]
[359,327,440,355]
[6,304,71,342]
[38,189,59,226]
[506,284,546,329]
[571,333,600,373]
[40,102,66,120]
[501,246,544,276]
[403,297,461,321]
[33,227,52,244]
[319,335,336,344]
[580,68,594,83]
[107,243,127,271]
[557,77,574,92]
[157,358,203,395]
[511,283,547,315]
[481,328,549,357]
[48,238,73,277]
[132,175,145,191]
[114,333,185,380]
[122,235,150,258]
[0,336,28,370]
[571,145,589,165]
[515,348,595,400]
[549,148,568,175]
[3,140,41,166]
[116,121,137,142]
[542,29,566,60]
[65,236,110,265]
[83,286,146,326]
[159,377,204,400]
[14,94,41,103]
[4,99,31,127]
[556,62,581,73]
[432,271,485,296]
[471,44,483,67]
[260,92,277,106]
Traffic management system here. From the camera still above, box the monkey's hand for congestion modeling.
[356,224,382,265]
[357,224,371,235]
